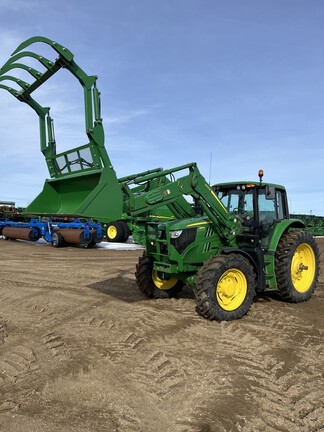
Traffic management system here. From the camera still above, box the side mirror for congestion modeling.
[265,186,275,200]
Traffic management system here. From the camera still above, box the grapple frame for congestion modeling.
[0,36,123,219]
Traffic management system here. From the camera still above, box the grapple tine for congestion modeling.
[0,62,42,80]
[12,36,74,63]
[1,37,78,98]
[0,82,47,117]
[0,84,19,97]
[2,51,55,71]
[0,75,30,91]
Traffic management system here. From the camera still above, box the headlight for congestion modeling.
[170,230,183,239]
[169,228,197,254]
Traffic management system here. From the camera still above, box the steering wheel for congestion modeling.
[232,208,252,225]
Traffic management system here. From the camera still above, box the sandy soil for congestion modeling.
[0,238,323,432]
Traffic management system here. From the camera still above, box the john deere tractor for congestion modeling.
[120,164,320,321]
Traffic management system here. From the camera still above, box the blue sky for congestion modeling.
[0,0,323,215]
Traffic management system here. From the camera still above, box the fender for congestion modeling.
[220,246,266,291]
[267,219,305,253]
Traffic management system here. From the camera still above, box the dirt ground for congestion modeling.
[0,238,323,432]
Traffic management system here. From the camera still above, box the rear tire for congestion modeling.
[194,254,256,321]
[106,221,127,242]
[275,230,320,302]
[121,222,131,242]
[135,252,183,299]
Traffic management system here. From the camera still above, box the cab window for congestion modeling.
[217,189,254,218]
[258,188,286,223]
[258,190,276,223]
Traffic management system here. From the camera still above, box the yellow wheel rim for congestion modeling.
[107,225,117,239]
[152,270,178,290]
[291,243,315,293]
[216,268,247,311]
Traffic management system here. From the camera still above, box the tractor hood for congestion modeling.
[158,216,211,232]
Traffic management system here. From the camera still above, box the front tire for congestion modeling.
[194,254,256,321]
[275,230,320,302]
[135,252,183,299]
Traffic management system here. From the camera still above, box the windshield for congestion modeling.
[217,188,254,218]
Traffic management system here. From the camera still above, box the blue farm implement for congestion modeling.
[0,219,103,248]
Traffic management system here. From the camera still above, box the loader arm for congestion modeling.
[121,163,240,245]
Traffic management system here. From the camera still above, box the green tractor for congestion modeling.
[120,164,320,321]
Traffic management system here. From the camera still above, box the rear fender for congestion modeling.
[268,219,305,253]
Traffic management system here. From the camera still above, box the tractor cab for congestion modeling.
[213,179,289,246]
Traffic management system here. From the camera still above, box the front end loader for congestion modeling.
[120,164,320,321]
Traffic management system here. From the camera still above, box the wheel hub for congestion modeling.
[216,269,247,311]
[107,225,117,239]
[291,243,315,293]
[152,270,178,290]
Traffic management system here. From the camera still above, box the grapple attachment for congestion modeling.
[0,36,123,220]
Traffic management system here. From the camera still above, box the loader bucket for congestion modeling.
[26,167,123,221]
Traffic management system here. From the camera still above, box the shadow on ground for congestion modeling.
[87,270,146,303]
[87,272,197,303]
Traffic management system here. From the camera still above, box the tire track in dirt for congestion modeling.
[30,300,180,432]
[0,295,123,415]
[0,345,38,381]
[0,315,156,431]
[3,292,184,429]
[129,349,188,401]
[41,331,69,361]
[0,240,323,431]
[0,310,41,409]
[175,322,324,432]
[79,301,195,403]
[0,318,7,347]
